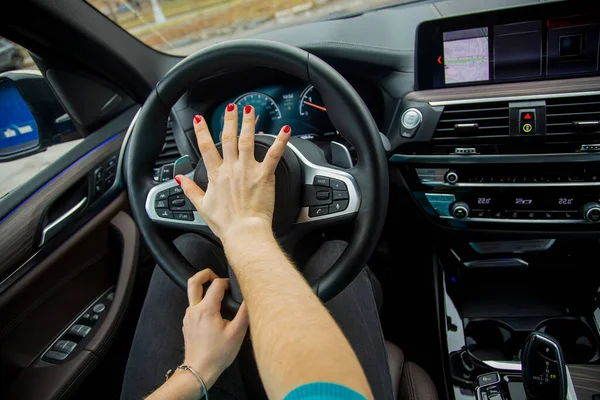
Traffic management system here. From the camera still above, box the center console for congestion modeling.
[390,2,600,400]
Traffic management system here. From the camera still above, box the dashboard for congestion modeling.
[208,84,336,142]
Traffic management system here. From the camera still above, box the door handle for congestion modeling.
[39,197,87,246]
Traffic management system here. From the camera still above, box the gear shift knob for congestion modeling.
[522,331,567,400]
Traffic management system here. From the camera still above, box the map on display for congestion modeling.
[443,27,490,84]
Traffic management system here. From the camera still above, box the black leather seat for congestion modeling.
[385,341,439,400]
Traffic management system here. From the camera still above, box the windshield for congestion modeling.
[86,0,413,56]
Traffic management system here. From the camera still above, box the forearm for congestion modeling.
[223,222,373,400]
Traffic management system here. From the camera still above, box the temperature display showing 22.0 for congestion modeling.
[477,197,492,204]
[558,198,574,205]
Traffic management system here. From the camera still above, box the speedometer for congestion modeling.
[232,92,281,134]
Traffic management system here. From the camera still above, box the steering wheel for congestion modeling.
[125,39,388,314]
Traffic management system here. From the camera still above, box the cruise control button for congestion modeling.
[329,200,349,214]
[313,176,330,187]
[156,189,170,201]
[155,200,168,208]
[157,209,173,219]
[170,186,184,196]
[169,195,195,211]
[309,206,329,217]
[329,179,347,191]
[173,212,194,221]
[333,190,349,201]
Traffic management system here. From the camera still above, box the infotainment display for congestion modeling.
[416,3,600,89]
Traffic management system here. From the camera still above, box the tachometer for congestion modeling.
[232,92,281,134]
[299,85,327,117]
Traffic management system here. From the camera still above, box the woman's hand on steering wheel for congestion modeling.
[175,103,291,244]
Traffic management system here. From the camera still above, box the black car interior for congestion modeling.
[1,0,600,399]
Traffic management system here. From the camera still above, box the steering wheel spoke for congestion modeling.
[145,171,208,230]
[287,141,361,224]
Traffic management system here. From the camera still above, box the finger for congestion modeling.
[193,115,222,174]
[238,105,255,162]
[187,268,219,307]
[262,125,291,175]
[201,278,230,311]
[221,103,239,161]
[226,301,249,337]
[176,174,205,212]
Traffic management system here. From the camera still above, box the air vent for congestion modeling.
[155,118,180,167]
[434,101,509,141]
[546,95,600,140]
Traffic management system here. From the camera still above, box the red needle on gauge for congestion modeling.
[303,101,327,112]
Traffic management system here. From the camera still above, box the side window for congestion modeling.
[0,38,83,198]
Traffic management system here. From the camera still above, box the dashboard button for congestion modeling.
[329,200,349,214]
[401,108,422,130]
[560,211,579,220]
[157,209,173,219]
[313,176,329,187]
[522,211,540,220]
[472,210,490,218]
[309,206,328,217]
[492,211,505,219]
[329,179,347,191]
[508,211,521,219]
[541,212,555,219]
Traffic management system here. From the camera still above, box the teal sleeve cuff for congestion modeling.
[283,382,367,400]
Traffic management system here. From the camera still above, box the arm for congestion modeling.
[177,104,373,399]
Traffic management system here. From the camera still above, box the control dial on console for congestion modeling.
[582,202,600,223]
[445,170,459,184]
[451,201,470,219]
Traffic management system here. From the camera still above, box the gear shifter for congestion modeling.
[522,331,567,400]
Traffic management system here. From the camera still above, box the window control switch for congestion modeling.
[68,324,92,338]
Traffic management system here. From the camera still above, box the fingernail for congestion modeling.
[283,125,291,134]
[226,103,235,112]
[244,105,252,114]
[193,115,201,124]
[174,176,181,185]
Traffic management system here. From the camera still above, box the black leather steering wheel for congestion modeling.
[125,39,388,314]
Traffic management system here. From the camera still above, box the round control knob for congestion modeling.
[582,202,600,223]
[445,171,459,184]
[451,202,470,220]
[401,108,422,130]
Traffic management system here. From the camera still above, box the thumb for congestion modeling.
[176,174,205,212]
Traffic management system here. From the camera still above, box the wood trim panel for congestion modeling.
[569,365,600,399]
[0,135,124,279]
[405,76,600,103]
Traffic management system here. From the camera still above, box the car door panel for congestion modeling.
[1,198,139,399]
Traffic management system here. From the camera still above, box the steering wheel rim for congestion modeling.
[125,39,388,312]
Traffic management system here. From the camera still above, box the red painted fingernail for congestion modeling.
[226,103,235,112]
[283,125,291,133]
[244,105,252,114]
[174,176,181,185]
[193,115,201,124]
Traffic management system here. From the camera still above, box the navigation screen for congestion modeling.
[443,27,490,84]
